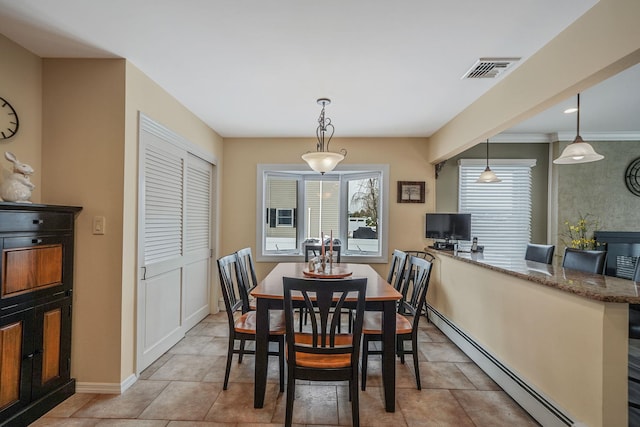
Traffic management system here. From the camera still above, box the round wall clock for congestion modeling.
[625,157,640,197]
[0,97,19,140]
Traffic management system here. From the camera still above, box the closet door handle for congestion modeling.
[32,219,44,225]
[32,238,43,244]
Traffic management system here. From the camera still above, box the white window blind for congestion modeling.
[458,159,536,261]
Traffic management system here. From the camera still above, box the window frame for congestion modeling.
[256,164,389,263]
[275,208,294,228]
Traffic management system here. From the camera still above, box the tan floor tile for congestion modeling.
[362,357,421,390]
[272,384,339,425]
[205,382,280,424]
[419,362,476,390]
[30,418,100,426]
[140,353,174,379]
[420,342,471,363]
[167,421,233,426]
[42,392,99,418]
[201,337,233,356]
[73,381,170,419]
[168,336,216,355]
[186,321,229,338]
[139,381,221,421]
[454,362,501,390]
[397,388,475,426]
[339,386,408,426]
[149,354,218,381]
[451,390,539,426]
[95,420,169,426]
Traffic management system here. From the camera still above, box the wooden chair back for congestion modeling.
[398,256,433,327]
[282,277,367,369]
[387,249,408,291]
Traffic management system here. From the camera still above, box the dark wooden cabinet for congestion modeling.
[0,203,81,427]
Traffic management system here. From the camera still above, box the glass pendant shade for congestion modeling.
[553,136,604,164]
[553,93,604,165]
[476,166,501,183]
[301,151,345,174]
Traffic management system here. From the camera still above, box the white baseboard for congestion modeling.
[75,374,137,394]
[427,305,581,427]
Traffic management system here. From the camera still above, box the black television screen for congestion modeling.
[425,213,471,241]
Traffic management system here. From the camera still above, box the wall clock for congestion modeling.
[0,97,19,140]
[625,157,640,197]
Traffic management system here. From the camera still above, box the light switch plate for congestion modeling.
[93,216,106,235]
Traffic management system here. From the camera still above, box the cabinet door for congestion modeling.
[31,297,71,400]
[0,306,34,419]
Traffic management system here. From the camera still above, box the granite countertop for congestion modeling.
[428,249,640,303]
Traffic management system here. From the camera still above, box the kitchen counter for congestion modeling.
[430,249,640,303]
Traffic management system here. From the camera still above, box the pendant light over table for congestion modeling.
[302,98,347,174]
[553,93,604,164]
[476,139,501,183]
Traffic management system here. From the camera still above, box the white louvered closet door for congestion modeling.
[183,153,212,330]
[137,116,213,373]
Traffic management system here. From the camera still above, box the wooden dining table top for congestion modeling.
[251,262,402,301]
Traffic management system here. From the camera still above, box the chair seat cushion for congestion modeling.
[290,333,353,368]
[235,310,285,335]
[363,312,412,335]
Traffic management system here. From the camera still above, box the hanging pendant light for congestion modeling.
[302,98,347,174]
[476,139,501,183]
[553,93,604,164]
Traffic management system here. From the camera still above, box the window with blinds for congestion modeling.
[458,159,536,261]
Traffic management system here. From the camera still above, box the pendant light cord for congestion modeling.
[486,139,490,168]
[576,93,581,138]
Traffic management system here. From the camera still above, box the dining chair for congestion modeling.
[282,276,367,427]
[236,247,258,312]
[387,249,408,291]
[362,255,433,391]
[562,248,606,274]
[403,250,436,263]
[217,253,285,391]
[524,243,555,264]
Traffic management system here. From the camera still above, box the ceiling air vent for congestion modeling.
[462,57,520,79]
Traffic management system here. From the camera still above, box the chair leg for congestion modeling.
[285,369,296,427]
[412,334,421,390]
[238,338,246,363]
[223,336,234,390]
[278,336,285,392]
[397,335,405,364]
[351,375,360,427]
[361,335,369,391]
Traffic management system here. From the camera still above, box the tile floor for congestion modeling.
[32,312,540,426]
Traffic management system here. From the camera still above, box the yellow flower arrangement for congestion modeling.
[561,213,600,250]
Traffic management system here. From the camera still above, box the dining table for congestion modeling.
[251,262,402,412]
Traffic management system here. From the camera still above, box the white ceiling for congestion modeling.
[3,0,630,141]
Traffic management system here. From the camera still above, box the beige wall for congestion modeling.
[0,35,42,202]
[428,254,627,426]
[42,58,127,384]
[222,137,433,279]
[41,57,223,388]
[428,0,640,163]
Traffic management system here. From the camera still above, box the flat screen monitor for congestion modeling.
[425,213,471,242]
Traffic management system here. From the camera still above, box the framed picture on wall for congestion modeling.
[397,181,425,203]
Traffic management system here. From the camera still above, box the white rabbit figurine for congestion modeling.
[0,152,35,203]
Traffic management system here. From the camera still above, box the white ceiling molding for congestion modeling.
[494,132,640,143]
